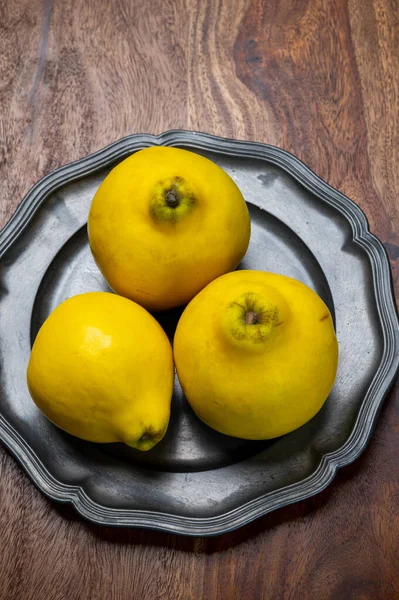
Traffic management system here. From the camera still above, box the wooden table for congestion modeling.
[1,1,398,598]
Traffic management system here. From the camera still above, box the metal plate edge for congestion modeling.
[1,130,398,536]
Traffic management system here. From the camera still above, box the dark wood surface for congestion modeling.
[1,0,398,598]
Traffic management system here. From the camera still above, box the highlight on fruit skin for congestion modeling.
[173,270,339,440]
[88,146,251,311]
[27,292,174,451]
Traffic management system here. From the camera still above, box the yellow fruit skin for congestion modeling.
[174,271,339,440]
[88,146,251,311]
[27,292,174,451]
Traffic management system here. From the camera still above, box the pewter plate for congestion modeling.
[0,131,398,536]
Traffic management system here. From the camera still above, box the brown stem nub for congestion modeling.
[166,189,180,208]
[244,311,258,325]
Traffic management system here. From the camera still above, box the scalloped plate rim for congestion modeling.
[0,130,398,536]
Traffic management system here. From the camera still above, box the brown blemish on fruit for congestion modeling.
[150,176,197,224]
[244,311,258,325]
[136,288,155,297]
[233,301,246,310]
[257,306,279,325]
[138,426,165,444]
[228,292,283,344]
[165,189,180,208]
[320,313,329,322]
[230,326,246,341]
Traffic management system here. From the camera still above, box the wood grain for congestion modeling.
[0,0,398,598]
